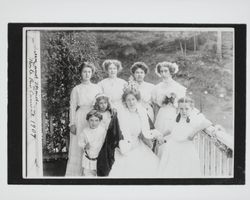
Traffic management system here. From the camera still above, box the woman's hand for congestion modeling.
[157,135,166,145]
[119,139,132,155]
[70,125,76,135]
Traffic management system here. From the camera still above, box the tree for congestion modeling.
[41,31,101,154]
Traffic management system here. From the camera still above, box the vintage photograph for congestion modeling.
[23,27,235,180]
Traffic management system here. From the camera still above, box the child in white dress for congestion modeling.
[78,110,106,176]
[158,97,212,178]
[93,93,113,131]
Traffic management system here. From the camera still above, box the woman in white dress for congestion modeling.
[109,85,162,178]
[152,62,186,145]
[130,62,155,121]
[65,62,102,176]
[98,59,127,113]
[158,97,212,178]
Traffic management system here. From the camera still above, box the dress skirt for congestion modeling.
[65,106,91,176]
[109,140,159,178]
[158,139,201,178]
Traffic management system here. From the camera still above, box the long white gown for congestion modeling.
[65,82,101,176]
[98,77,127,113]
[109,105,159,178]
[137,81,155,121]
[158,113,211,178]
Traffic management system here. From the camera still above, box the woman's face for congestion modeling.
[88,116,100,129]
[81,67,92,81]
[108,63,118,78]
[134,68,145,83]
[125,94,138,110]
[159,66,172,80]
[98,99,108,112]
[178,102,192,119]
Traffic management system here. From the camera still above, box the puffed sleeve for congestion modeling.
[69,86,78,126]
[78,132,87,148]
[188,113,212,139]
[193,113,212,132]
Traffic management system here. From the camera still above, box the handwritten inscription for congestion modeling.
[28,41,40,135]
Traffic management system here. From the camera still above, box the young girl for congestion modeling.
[93,93,113,131]
[157,97,212,178]
[93,93,123,176]
[78,110,106,176]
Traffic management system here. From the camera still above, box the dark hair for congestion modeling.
[86,109,103,121]
[79,62,96,76]
[176,113,190,123]
[130,62,149,74]
[156,62,177,76]
[93,96,112,112]
[122,89,141,106]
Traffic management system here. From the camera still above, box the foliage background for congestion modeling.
[40,30,233,157]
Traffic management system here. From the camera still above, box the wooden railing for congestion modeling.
[194,126,234,177]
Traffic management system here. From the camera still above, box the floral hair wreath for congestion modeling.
[155,61,179,77]
[92,93,111,106]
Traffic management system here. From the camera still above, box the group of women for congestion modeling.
[65,59,212,178]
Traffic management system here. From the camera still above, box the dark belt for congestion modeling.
[84,151,97,161]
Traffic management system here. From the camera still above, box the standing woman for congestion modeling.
[98,59,127,113]
[65,62,102,176]
[152,62,186,145]
[130,62,155,121]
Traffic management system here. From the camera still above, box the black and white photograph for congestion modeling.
[2,0,250,199]
[21,26,238,180]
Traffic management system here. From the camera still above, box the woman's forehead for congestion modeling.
[108,63,117,69]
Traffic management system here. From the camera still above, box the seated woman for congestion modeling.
[108,82,162,178]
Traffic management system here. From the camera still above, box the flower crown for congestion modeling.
[92,93,110,106]
[155,62,179,77]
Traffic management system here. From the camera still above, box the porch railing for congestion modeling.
[194,126,234,177]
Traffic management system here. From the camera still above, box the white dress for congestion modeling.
[109,105,159,178]
[98,78,127,113]
[78,126,107,172]
[152,79,186,135]
[65,82,101,176]
[100,111,112,131]
[158,113,211,178]
[137,81,155,121]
